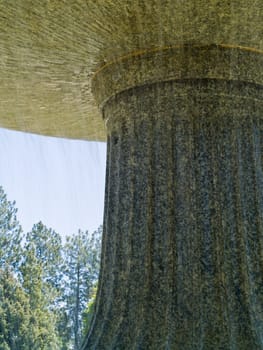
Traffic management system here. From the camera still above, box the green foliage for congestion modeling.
[0,186,102,350]
[82,283,98,336]
[21,229,62,349]
[23,221,63,312]
[61,226,102,349]
[0,186,23,270]
[0,268,30,350]
[25,222,63,286]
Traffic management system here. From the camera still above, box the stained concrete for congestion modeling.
[0,1,262,139]
[0,2,262,349]
[83,47,263,349]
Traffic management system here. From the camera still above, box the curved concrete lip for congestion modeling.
[0,1,262,141]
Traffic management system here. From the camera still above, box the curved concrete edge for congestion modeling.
[92,45,263,111]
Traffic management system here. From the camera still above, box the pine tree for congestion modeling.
[62,226,102,350]
[0,268,31,350]
[0,186,23,271]
[25,221,63,289]
[20,224,63,349]
[0,185,102,349]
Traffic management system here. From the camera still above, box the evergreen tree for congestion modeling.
[0,185,102,349]
[25,221,63,289]
[0,268,30,350]
[20,225,62,349]
[0,186,23,270]
[62,226,102,350]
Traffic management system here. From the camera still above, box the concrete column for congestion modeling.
[83,45,263,349]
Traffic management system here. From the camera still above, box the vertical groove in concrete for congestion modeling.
[83,79,263,349]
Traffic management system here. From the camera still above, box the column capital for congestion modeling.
[92,44,263,111]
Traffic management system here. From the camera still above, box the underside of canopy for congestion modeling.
[0,0,262,140]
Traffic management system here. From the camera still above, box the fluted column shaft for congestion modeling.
[83,46,263,349]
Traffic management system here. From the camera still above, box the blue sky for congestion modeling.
[0,128,106,237]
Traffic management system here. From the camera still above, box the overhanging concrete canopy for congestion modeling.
[1,2,263,349]
[0,0,262,140]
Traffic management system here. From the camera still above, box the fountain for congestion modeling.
[0,1,262,349]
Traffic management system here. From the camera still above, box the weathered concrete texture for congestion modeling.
[1,2,262,349]
[83,51,263,348]
[92,45,263,110]
[0,1,262,139]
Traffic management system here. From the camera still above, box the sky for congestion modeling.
[0,128,106,237]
